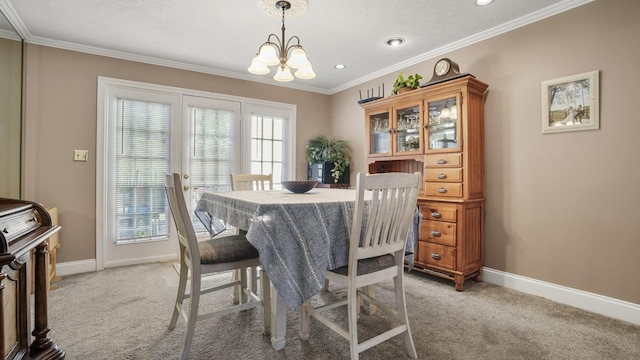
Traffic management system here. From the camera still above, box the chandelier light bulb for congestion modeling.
[257,43,280,66]
[274,65,294,82]
[286,47,310,68]
[294,64,316,79]
[248,56,271,75]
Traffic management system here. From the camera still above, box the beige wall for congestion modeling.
[0,37,22,198]
[329,0,640,304]
[22,45,329,264]
[20,0,639,305]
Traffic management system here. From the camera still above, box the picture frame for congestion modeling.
[541,70,599,134]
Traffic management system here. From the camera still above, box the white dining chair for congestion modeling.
[300,172,420,360]
[165,173,270,360]
[229,173,273,297]
[230,173,273,191]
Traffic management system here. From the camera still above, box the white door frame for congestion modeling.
[96,77,297,270]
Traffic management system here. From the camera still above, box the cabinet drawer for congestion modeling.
[420,220,456,246]
[418,242,456,270]
[425,168,462,182]
[425,183,463,197]
[425,153,462,168]
[420,202,457,222]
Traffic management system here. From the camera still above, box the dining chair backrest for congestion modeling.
[350,172,421,267]
[165,173,199,264]
[231,173,273,191]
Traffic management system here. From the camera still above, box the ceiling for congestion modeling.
[0,0,591,95]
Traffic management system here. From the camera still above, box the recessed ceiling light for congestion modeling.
[386,37,405,47]
[475,0,494,5]
[335,64,345,70]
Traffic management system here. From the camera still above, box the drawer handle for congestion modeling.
[431,230,441,237]
[431,211,441,218]
[431,253,441,260]
[437,187,447,193]
[437,173,447,179]
[436,159,447,165]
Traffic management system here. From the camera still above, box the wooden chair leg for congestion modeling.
[181,272,201,360]
[395,274,417,359]
[299,302,310,341]
[169,253,188,330]
[232,269,241,304]
[240,267,248,304]
[347,285,360,360]
[251,266,258,293]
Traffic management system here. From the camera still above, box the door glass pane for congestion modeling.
[115,99,171,244]
[428,97,458,150]
[188,106,236,233]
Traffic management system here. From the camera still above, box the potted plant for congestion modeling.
[305,135,351,184]
[391,72,423,95]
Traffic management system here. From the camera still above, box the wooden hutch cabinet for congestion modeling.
[361,75,488,291]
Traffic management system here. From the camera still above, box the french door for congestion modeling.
[98,79,250,269]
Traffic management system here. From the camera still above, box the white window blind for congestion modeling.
[115,98,171,243]
[188,106,236,233]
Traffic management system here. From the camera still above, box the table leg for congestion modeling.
[270,284,287,350]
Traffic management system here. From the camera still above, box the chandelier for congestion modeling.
[248,0,315,82]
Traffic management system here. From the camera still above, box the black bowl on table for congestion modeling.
[281,180,318,194]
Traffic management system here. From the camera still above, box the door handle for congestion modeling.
[183,174,189,179]
[183,185,189,191]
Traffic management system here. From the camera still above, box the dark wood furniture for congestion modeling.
[1,198,65,360]
[360,75,489,291]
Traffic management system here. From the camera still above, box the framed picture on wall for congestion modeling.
[541,70,599,134]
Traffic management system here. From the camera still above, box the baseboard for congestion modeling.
[56,255,177,277]
[55,261,640,325]
[56,259,97,276]
[483,267,640,326]
[103,255,177,269]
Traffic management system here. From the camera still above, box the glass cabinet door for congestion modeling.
[368,110,391,156]
[426,95,461,153]
[394,103,422,154]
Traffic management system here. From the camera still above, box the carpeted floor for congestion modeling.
[47,262,640,359]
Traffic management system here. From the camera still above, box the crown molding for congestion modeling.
[3,0,592,95]
[329,0,594,94]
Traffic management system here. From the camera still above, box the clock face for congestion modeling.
[435,60,450,76]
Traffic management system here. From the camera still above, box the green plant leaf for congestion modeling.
[305,135,351,183]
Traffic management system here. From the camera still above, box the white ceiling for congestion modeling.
[0,0,591,94]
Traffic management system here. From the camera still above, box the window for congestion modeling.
[115,99,171,244]
[250,114,285,187]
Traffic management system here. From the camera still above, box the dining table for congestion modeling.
[194,187,419,350]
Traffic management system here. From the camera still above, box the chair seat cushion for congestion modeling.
[330,254,395,276]
[198,235,259,264]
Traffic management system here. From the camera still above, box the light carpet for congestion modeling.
[47,262,640,359]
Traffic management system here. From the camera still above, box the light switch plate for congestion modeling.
[73,149,88,162]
